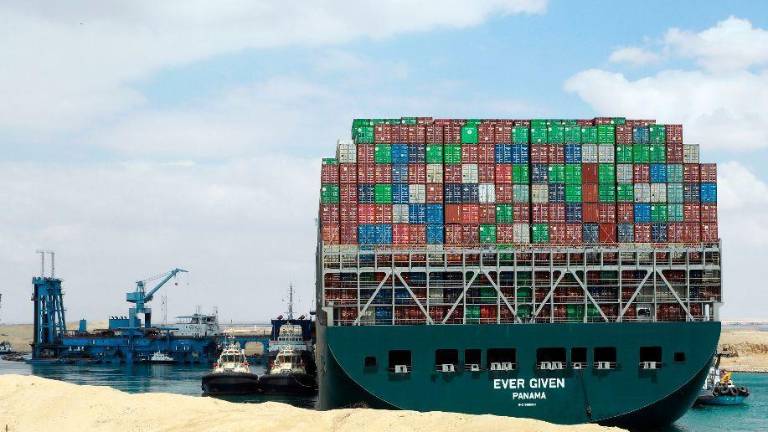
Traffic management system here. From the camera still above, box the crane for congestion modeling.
[126,268,187,329]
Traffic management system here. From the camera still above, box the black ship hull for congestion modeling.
[201,372,261,395]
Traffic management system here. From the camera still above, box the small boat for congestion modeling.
[696,354,750,406]
[0,340,14,354]
[149,350,175,364]
[201,344,260,395]
[259,346,317,395]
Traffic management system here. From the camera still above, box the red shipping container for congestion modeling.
[583,203,599,223]
[594,117,613,125]
[408,164,426,183]
[514,119,531,127]
[462,145,479,163]
[667,144,683,163]
[478,164,495,183]
[496,184,513,202]
[497,224,514,243]
[478,123,495,143]
[415,125,427,144]
[320,204,340,224]
[461,204,480,224]
[549,203,566,223]
[700,204,717,222]
[444,165,462,183]
[701,223,718,242]
[532,203,550,223]
[582,163,598,183]
[445,204,462,224]
[446,224,462,245]
[322,224,340,245]
[617,203,634,223]
[635,224,652,242]
[426,184,443,203]
[599,223,617,243]
[393,224,410,245]
[615,125,633,144]
[666,124,683,143]
[358,204,375,224]
[531,146,548,163]
[321,164,339,183]
[374,204,392,224]
[375,164,392,183]
[374,124,398,143]
[495,165,512,184]
[668,223,684,243]
[339,164,357,183]
[340,203,358,222]
[633,164,650,183]
[683,164,700,182]
[357,164,375,183]
[700,164,717,182]
[598,203,616,223]
[548,145,565,164]
[495,124,513,144]
[565,224,583,244]
[340,184,358,203]
[425,124,444,144]
[462,224,479,245]
[514,203,531,222]
[444,125,462,144]
[577,119,594,126]
[479,144,495,163]
[549,223,567,244]
[340,222,357,244]
[409,224,426,245]
[403,125,418,144]
[479,204,496,224]
[684,204,701,222]
[583,184,599,203]
[683,223,701,243]
[357,144,375,164]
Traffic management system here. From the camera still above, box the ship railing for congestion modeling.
[489,362,517,371]
[571,362,588,369]
[465,363,482,372]
[640,361,662,370]
[435,363,457,373]
[538,361,565,370]
[594,361,617,370]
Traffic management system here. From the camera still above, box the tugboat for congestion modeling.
[201,343,260,395]
[0,340,14,355]
[696,354,750,406]
[259,345,317,395]
[149,350,175,364]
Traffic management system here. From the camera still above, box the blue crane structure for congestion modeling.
[31,251,67,359]
[126,268,187,330]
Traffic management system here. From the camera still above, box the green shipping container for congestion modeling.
[668,203,684,222]
[374,184,392,203]
[649,145,666,163]
[517,287,532,301]
[548,164,565,183]
[565,184,583,203]
[651,204,668,222]
[352,119,372,128]
[532,224,549,243]
[513,164,530,184]
[564,125,581,143]
[426,144,443,163]
[480,225,497,244]
[616,145,633,163]
[667,183,683,203]
[479,287,497,302]
[496,204,513,223]
[599,184,616,203]
[353,126,374,143]
[564,164,582,184]
[667,164,683,183]
[512,126,530,144]
[617,184,634,202]
[649,125,666,144]
[597,124,615,144]
[517,304,533,318]
[401,117,417,125]
[322,158,338,165]
[633,145,650,163]
[461,125,478,144]
[531,126,547,144]
[598,164,616,184]
[547,125,565,143]
[375,144,392,163]
[531,119,547,128]
[580,126,597,143]
[444,144,462,164]
[320,184,339,203]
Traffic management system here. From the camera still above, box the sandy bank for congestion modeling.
[719,328,768,373]
[0,375,622,432]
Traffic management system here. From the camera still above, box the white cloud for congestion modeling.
[609,47,661,65]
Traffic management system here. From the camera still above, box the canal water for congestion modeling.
[0,360,764,430]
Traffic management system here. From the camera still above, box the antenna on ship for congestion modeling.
[35,250,55,277]
[287,283,295,320]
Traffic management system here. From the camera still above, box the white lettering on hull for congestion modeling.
[492,378,567,407]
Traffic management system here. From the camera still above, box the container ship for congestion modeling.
[315,117,721,428]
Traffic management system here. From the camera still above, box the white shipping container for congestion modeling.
[479,183,496,203]
[513,185,530,203]
[426,164,443,183]
[514,223,530,244]
[393,204,409,223]
[462,163,478,183]
[634,183,651,203]
[409,184,426,203]
[582,144,598,163]
[598,144,615,163]
[429,288,442,301]
[650,184,667,203]
[667,183,683,203]
[683,144,700,163]
[531,184,549,203]
[616,164,633,184]
[336,139,357,163]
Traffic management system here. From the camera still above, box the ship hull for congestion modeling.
[201,372,260,395]
[317,321,720,427]
[259,372,317,395]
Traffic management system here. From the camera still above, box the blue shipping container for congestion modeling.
[461,184,479,203]
[650,164,667,183]
[512,144,530,164]
[358,184,374,203]
[408,144,425,163]
[392,164,408,183]
[391,144,409,164]
[375,224,392,244]
[426,204,444,224]
[618,223,634,242]
[392,183,409,204]
[565,144,582,164]
[566,203,582,223]
[634,204,651,223]
[374,306,392,319]
[427,224,444,244]
[532,164,548,183]
[495,144,512,163]
[408,204,426,224]
[651,223,668,242]
[684,183,701,203]
[548,183,565,203]
[583,224,599,244]
[633,127,649,144]
[701,183,717,203]
[395,289,412,304]
[445,184,462,203]
[358,224,377,244]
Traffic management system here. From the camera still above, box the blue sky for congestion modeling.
[0,0,766,323]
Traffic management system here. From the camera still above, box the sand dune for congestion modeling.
[719,328,768,373]
[0,375,622,432]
